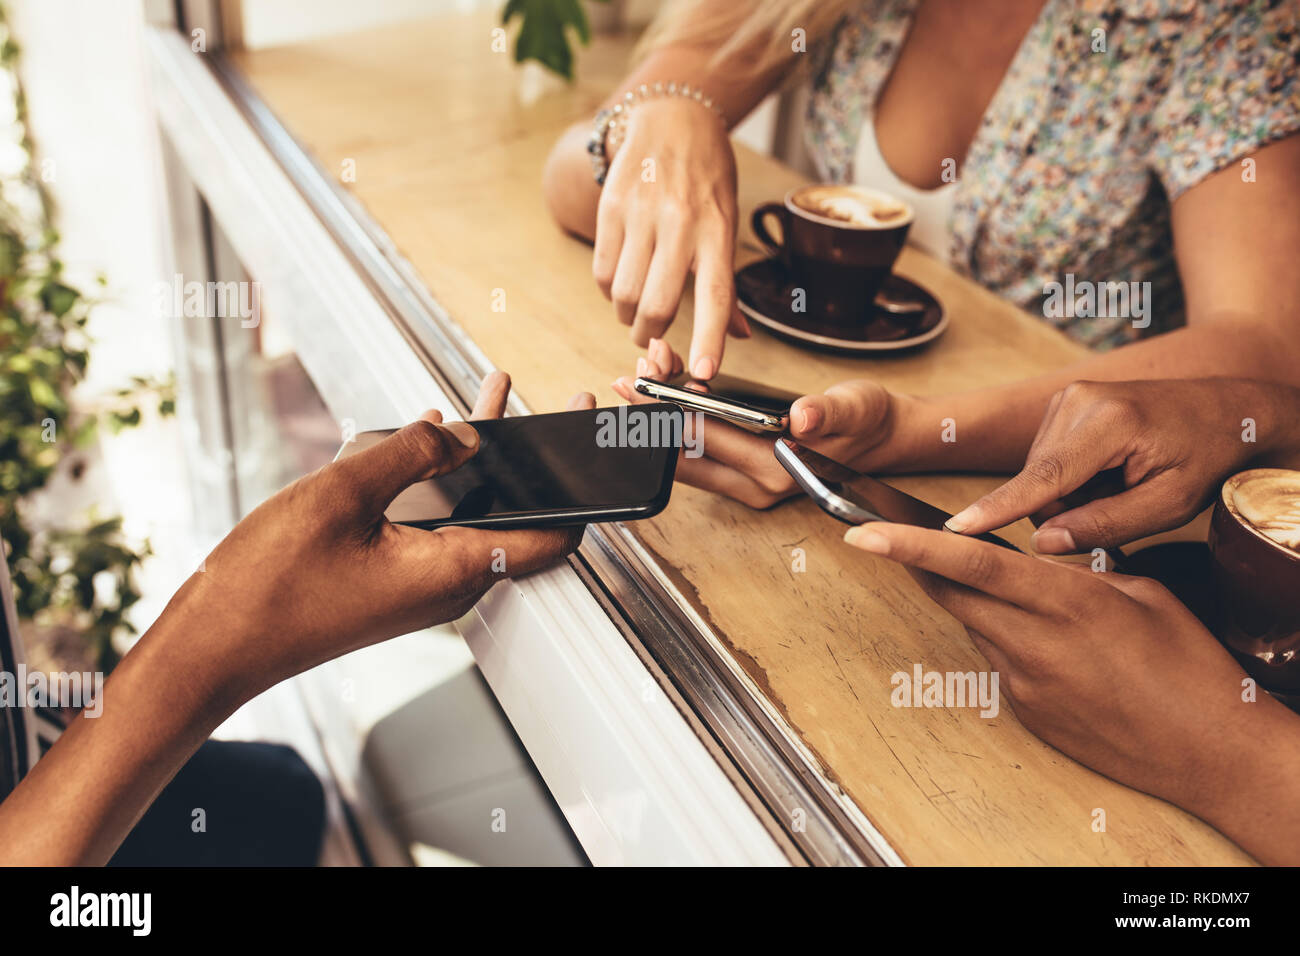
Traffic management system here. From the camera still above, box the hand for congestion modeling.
[593,98,750,379]
[945,378,1300,554]
[611,337,915,508]
[179,371,593,705]
[843,521,1300,865]
[0,372,597,865]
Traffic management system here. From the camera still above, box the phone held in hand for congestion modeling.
[336,405,682,529]
[633,373,798,433]
[774,439,1021,552]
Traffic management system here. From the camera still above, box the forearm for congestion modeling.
[891,317,1300,473]
[0,583,237,865]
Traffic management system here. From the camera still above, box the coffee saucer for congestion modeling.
[734,257,947,355]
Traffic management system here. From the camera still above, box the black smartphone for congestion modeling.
[633,373,798,432]
[774,439,1021,552]
[336,405,682,529]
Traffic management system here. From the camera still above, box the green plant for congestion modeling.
[502,0,612,80]
[0,9,173,671]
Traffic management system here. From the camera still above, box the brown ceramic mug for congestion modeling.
[1208,467,1300,706]
[751,184,914,329]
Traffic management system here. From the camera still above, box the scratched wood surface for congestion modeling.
[232,11,1251,865]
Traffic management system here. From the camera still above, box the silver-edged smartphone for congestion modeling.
[774,438,1021,552]
[633,373,796,433]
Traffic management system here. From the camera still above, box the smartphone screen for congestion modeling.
[665,372,797,416]
[337,405,682,529]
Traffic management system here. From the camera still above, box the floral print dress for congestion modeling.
[805,0,1300,349]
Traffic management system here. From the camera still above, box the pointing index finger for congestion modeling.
[947,439,1117,536]
[687,238,735,380]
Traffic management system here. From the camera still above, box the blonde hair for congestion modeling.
[635,0,859,76]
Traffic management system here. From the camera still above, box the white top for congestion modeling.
[853,118,958,263]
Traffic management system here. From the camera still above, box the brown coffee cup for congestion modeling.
[751,184,914,328]
[1208,467,1300,705]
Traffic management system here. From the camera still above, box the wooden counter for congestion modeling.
[232,11,1250,865]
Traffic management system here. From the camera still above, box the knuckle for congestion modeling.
[754,467,794,497]
[1170,498,1202,526]
[637,296,678,325]
[740,487,780,510]
[1079,509,1122,543]
[402,419,452,465]
[1005,671,1044,711]
[596,193,624,221]
[1023,453,1068,490]
[1007,639,1059,682]
[1124,575,1171,603]
[817,393,855,433]
[610,280,641,308]
[959,544,1000,588]
[829,381,884,428]
[592,258,615,289]
[1062,380,1139,425]
[1095,394,1139,426]
[1059,380,1099,405]
[657,196,691,226]
[1055,582,1099,624]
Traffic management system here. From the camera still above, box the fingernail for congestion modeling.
[691,356,715,380]
[844,525,890,554]
[797,405,819,433]
[1031,527,1076,554]
[636,357,649,377]
[442,421,479,449]
[945,508,975,533]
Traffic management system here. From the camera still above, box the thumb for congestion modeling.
[791,381,888,439]
[333,418,480,521]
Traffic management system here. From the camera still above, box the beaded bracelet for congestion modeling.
[587,82,726,186]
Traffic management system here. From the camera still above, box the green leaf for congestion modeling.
[502,0,595,81]
[73,417,98,447]
[27,374,59,409]
[0,232,22,277]
[107,408,141,433]
[41,281,78,318]
[558,0,591,45]
[0,8,152,675]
